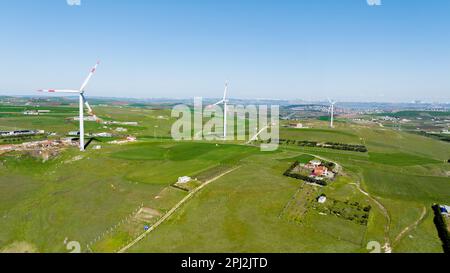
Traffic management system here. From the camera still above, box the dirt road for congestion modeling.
[392,206,427,247]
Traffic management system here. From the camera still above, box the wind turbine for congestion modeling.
[38,62,100,151]
[328,98,336,128]
[212,82,229,139]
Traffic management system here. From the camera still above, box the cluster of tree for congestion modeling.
[0,135,41,144]
[322,161,335,169]
[283,161,328,186]
[294,140,318,147]
[432,204,450,253]
[279,139,368,152]
[415,131,450,143]
[314,199,370,226]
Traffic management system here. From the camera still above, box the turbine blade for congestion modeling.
[214,99,225,106]
[223,82,228,100]
[80,61,100,92]
[81,94,93,114]
[81,94,101,121]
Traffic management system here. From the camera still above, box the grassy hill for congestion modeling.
[1,104,449,253]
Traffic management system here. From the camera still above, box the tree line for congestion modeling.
[278,139,368,152]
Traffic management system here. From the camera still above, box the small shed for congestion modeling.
[318,195,327,204]
[178,176,192,184]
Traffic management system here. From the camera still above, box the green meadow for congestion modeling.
[0,105,449,253]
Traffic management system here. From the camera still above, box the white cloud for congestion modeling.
[67,0,81,6]
[367,0,382,6]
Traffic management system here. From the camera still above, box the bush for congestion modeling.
[432,204,450,253]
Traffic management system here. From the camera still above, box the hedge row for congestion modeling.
[279,139,368,153]
[323,142,368,152]
[432,204,450,253]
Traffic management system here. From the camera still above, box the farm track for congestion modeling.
[117,166,241,253]
[392,206,427,248]
[351,181,392,253]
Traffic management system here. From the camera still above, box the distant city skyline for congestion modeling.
[0,0,449,102]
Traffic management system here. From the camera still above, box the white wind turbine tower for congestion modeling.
[213,82,229,139]
[328,98,337,128]
[38,62,100,151]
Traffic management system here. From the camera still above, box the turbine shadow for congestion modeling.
[84,137,99,150]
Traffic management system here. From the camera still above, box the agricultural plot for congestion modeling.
[368,152,442,166]
[0,140,258,253]
[1,103,450,253]
[129,153,365,253]
[280,184,318,223]
[312,198,371,226]
[280,128,361,144]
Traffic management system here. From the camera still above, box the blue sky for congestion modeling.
[0,0,449,102]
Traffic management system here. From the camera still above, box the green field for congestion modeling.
[1,103,449,253]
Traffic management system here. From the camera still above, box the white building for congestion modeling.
[23,110,39,115]
[74,116,98,122]
[94,132,113,138]
[310,160,322,167]
[177,176,192,184]
[116,127,128,132]
[318,196,327,204]
[440,205,450,217]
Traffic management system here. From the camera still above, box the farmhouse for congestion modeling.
[289,123,304,129]
[94,132,113,138]
[23,110,39,115]
[312,166,328,176]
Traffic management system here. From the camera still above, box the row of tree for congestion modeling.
[278,139,368,153]
[0,135,42,144]
[322,142,368,152]
[432,204,450,253]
